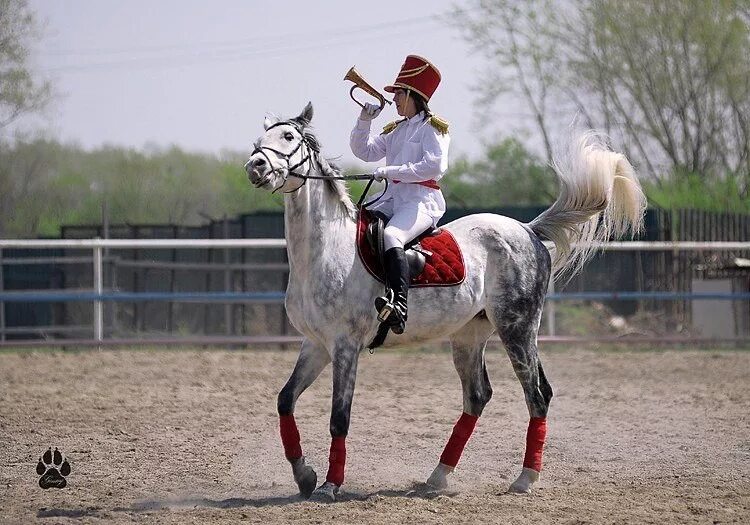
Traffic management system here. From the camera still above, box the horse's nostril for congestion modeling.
[252,157,266,168]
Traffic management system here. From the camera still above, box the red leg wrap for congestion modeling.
[439,412,479,468]
[279,414,302,461]
[522,417,547,472]
[326,436,347,485]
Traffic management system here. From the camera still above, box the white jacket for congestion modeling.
[350,111,450,226]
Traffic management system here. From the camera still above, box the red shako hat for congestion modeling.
[384,55,441,101]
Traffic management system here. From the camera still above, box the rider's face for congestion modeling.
[393,89,417,118]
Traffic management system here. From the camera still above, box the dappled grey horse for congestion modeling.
[244,103,646,502]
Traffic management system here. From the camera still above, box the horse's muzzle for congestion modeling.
[244,158,271,187]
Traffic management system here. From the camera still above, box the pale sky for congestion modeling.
[24,0,509,166]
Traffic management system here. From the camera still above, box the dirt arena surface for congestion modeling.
[1,346,748,524]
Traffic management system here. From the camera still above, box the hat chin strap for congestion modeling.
[403,88,418,119]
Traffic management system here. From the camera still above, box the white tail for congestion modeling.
[528,132,647,281]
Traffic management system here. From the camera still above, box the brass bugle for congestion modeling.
[343,66,392,109]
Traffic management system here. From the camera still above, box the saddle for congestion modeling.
[356,208,466,287]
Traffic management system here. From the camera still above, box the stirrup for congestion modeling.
[375,290,395,323]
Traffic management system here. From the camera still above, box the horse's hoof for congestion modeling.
[508,467,539,494]
[426,463,453,490]
[291,457,317,499]
[295,466,317,499]
[309,481,339,503]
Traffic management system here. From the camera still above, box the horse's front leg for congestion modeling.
[277,338,330,498]
[310,338,361,503]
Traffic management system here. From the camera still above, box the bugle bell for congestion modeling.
[343,66,392,109]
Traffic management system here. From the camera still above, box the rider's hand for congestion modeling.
[374,166,388,181]
[359,102,382,122]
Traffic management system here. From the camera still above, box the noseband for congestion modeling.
[249,120,315,193]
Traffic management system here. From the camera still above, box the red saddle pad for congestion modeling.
[356,209,466,287]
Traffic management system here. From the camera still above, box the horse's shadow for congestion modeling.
[36,483,458,518]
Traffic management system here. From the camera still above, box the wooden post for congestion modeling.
[667,209,679,321]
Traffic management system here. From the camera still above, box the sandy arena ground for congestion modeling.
[1,346,749,524]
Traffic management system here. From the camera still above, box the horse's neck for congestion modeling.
[283,179,355,276]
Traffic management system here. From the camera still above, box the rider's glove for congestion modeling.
[374,166,390,182]
[359,102,382,122]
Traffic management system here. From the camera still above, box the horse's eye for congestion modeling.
[284,132,294,141]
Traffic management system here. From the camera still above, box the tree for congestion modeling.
[0,0,51,128]
[0,139,284,238]
[0,137,57,237]
[453,0,561,166]
[454,0,750,202]
[568,0,750,179]
[441,137,557,208]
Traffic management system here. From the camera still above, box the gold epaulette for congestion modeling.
[381,119,405,135]
[428,115,449,135]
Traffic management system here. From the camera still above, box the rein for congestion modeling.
[250,119,387,206]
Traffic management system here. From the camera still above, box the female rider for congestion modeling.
[350,55,450,335]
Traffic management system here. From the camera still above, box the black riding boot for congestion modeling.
[375,247,409,334]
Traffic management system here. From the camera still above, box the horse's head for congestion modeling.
[245,102,318,193]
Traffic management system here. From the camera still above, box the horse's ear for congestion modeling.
[295,102,314,127]
[263,116,276,130]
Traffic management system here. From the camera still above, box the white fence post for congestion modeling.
[93,241,103,344]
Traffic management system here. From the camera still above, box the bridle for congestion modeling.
[247,119,387,205]
[247,120,315,194]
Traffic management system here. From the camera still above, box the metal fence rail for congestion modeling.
[1,291,748,304]
[1,239,749,347]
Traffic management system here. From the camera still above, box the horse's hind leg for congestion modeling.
[427,315,495,490]
[493,306,553,494]
[277,338,330,498]
[483,235,553,494]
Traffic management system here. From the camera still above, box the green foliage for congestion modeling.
[440,137,557,208]
[644,171,750,213]
[0,138,282,237]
